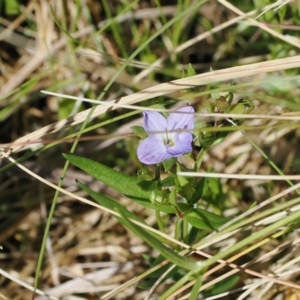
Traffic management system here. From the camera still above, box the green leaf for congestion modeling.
[204,176,226,206]
[64,154,176,213]
[161,176,175,187]
[215,96,230,113]
[190,177,209,204]
[4,0,19,15]
[184,63,200,93]
[117,208,197,271]
[230,99,254,115]
[138,263,177,289]
[166,188,192,214]
[187,63,197,76]
[131,125,147,139]
[210,92,218,103]
[138,256,178,289]
[184,208,228,230]
[176,202,194,214]
[206,101,214,113]
[199,131,229,148]
[77,180,144,224]
[203,275,240,297]
[58,99,79,120]
[248,201,257,210]
[163,157,176,172]
[138,179,159,191]
[137,166,154,182]
[277,5,286,24]
[179,180,195,202]
[77,181,170,244]
[150,189,170,205]
[176,165,195,201]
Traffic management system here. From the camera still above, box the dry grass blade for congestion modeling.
[134,0,287,82]
[34,263,133,299]
[0,268,58,300]
[177,172,300,180]
[2,55,300,157]
[218,0,300,49]
[2,1,300,299]
[5,148,299,299]
[173,236,300,299]
[0,4,177,98]
[0,150,188,248]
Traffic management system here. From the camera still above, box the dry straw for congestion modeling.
[2,55,300,157]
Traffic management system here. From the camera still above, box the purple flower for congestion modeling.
[137,106,194,165]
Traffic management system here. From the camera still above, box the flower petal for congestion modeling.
[137,136,171,164]
[167,132,193,156]
[143,111,167,138]
[167,106,194,132]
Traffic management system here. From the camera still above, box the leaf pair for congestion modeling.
[65,154,228,230]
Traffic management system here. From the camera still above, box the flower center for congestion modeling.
[163,128,174,147]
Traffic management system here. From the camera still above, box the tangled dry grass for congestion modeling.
[1,0,300,299]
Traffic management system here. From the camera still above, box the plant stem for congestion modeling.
[196,147,208,170]
[155,164,161,180]
[156,210,167,234]
[175,218,182,245]
[183,218,189,244]
[189,274,203,300]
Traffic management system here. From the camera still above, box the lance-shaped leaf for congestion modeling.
[64,153,176,213]
[116,208,198,271]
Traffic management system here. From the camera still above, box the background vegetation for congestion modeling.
[1,0,300,299]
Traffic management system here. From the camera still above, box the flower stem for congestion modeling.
[155,164,161,180]
[175,218,181,246]
[155,210,167,234]
[182,218,189,244]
